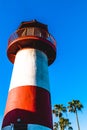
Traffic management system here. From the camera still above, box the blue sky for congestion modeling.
[0,0,87,129]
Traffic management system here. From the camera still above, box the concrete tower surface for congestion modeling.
[2,20,56,130]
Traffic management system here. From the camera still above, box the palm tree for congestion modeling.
[53,104,67,118]
[67,100,83,130]
[52,104,67,130]
[59,117,73,130]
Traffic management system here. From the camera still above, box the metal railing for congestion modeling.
[8,27,56,47]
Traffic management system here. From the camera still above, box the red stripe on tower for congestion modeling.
[2,20,56,130]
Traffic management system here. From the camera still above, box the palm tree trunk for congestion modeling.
[58,116,61,130]
[75,110,80,130]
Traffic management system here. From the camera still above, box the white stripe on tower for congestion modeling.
[9,48,50,91]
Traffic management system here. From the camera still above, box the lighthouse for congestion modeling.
[2,20,56,130]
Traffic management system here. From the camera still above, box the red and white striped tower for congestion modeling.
[2,20,56,130]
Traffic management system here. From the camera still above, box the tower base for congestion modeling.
[2,124,52,130]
